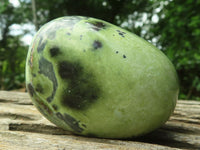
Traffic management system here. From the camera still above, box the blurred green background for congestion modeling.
[0,0,199,100]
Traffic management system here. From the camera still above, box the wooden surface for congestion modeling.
[0,91,200,150]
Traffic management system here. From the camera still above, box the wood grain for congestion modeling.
[0,91,199,150]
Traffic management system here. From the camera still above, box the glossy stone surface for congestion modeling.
[26,16,179,138]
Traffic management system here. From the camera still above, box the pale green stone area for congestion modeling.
[26,16,179,139]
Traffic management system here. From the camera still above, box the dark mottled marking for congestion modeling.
[88,21,106,31]
[116,51,119,54]
[67,32,71,36]
[123,55,126,58]
[35,83,43,93]
[50,47,60,57]
[52,104,58,111]
[93,40,102,50]
[62,79,100,109]
[36,17,86,44]
[39,57,58,103]
[56,112,64,120]
[35,17,85,48]
[56,112,84,133]
[35,98,53,116]
[58,60,101,110]
[27,83,35,97]
[37,38,47,53]
[36,106,46,118]
[58,61,82,79]
[83,49,86,52]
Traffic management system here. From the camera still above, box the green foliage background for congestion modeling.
[0,0,199,100]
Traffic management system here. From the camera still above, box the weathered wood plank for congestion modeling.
[0,130,181,150]
[0,91,200,150]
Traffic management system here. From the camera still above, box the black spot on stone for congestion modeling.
[119,32,125,37]
[93,40,102,50]
[36,83,43,93]
[82,124,87,128]
[116,51,119,54]
[52,104,58,111]
[89,21,106,31]
[116,30,126,38]
[37,38,47,53]
[39,57,58,103]
[32,73,36,77]
[58,60,101,110]
[123,55,126,58]
[56,112,84,133]
[50,47,60,57]
[66,32,71,36]
[27,83,35,97]
[80,35,83,40]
